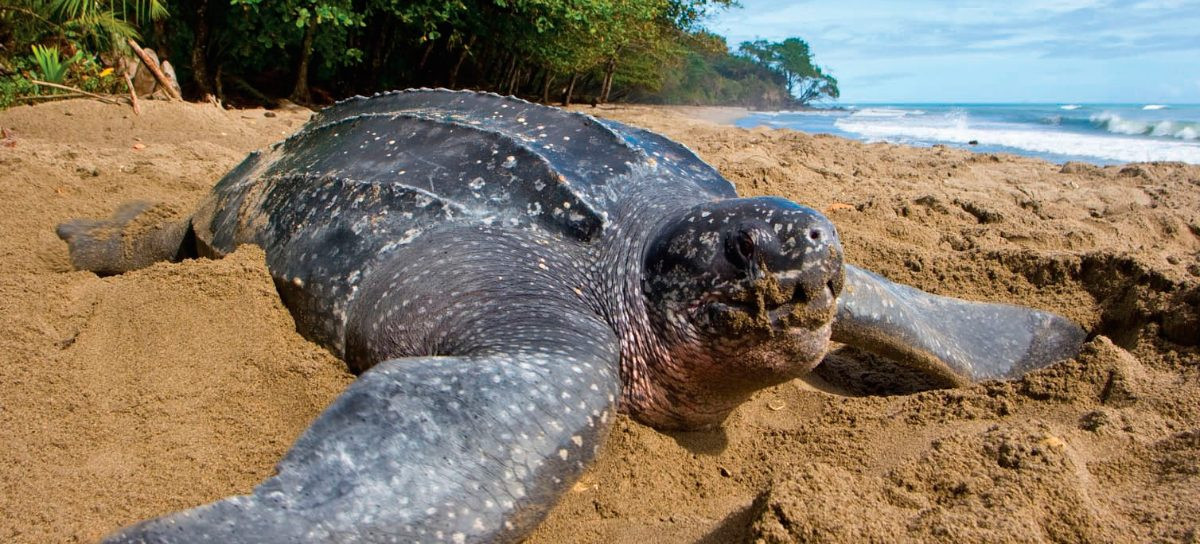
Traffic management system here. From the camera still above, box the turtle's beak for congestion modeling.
[768,273,839,329]
[760,265,842,332]
[748,199,845,330]
[697,261,842,338]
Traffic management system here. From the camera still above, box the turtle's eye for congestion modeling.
[725,229,757,270]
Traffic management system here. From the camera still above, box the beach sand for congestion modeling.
[0,99,1196,543]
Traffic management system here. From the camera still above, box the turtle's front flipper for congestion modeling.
[101,311,621,544]
[831,264,1086,385]
[57,201,195,275]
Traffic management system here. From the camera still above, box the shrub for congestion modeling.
[31,44,82,84]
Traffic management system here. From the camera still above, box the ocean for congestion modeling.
[732,103,1200,165]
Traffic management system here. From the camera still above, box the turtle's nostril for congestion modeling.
[792,283,809,304]
[808,229,822,241]
[737,230,756,260]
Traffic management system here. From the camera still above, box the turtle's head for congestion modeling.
[636,197,844,429]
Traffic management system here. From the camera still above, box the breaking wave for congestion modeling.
[1091,112,1199,141]
[834,113,1200,164]
[848,107,924,118]
[735,104,1200,165]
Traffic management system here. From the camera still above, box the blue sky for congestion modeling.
[706,0,1200,103]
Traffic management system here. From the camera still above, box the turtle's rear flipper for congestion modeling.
[831,264,1087,385]
[56,201,195,275]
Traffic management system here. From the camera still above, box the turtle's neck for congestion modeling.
[591,174,741,430]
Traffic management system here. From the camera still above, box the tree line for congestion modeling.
[0,0,839,109]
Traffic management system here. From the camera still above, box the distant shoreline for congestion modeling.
[585,105,749,126]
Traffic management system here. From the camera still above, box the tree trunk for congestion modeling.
[153,18,170,61]
[519,65,534,94]
[499,54,517,93]
[578,72,597,102]
[447,35,475,88]
[190,0,213,96]
[366,20,390,90]
[600,57,617,103]
[225,73,273,106]
[541,71,553,103]
[417,39,435,71]
[506,63,522,95]
[562,72,578,106]
[483,50,505,89]
[214,64,225,105]
[475,46,492,84]
[290,17,317,103]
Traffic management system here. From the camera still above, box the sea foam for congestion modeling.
[850,108,923,118]
[736,104,1200,165]
[834,116,1200,164]
[1091,112,1199,140]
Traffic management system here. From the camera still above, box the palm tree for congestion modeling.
[46,0,169,52]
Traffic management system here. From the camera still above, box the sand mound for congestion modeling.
[1,99,1196,543]
[750,337,1191,543]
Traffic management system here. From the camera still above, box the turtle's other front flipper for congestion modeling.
[102,314,621,544]
[56,201,195,275]
[831,264,1086,385]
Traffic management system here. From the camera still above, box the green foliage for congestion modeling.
[46,0,170,52]
[2,3,63,61]
[737,37,838,105]
[30,44,81,84]
[0,54,39,109]
[48,0,168,22]
[628,31,790,108]
[75,53,123,94]
[1,0,836,110]
[610,31,687,93]
[383,1,468,43]
[0,0,148,107]
[224,0,362,72]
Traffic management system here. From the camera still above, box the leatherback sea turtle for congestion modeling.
[58,89,1086,543]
